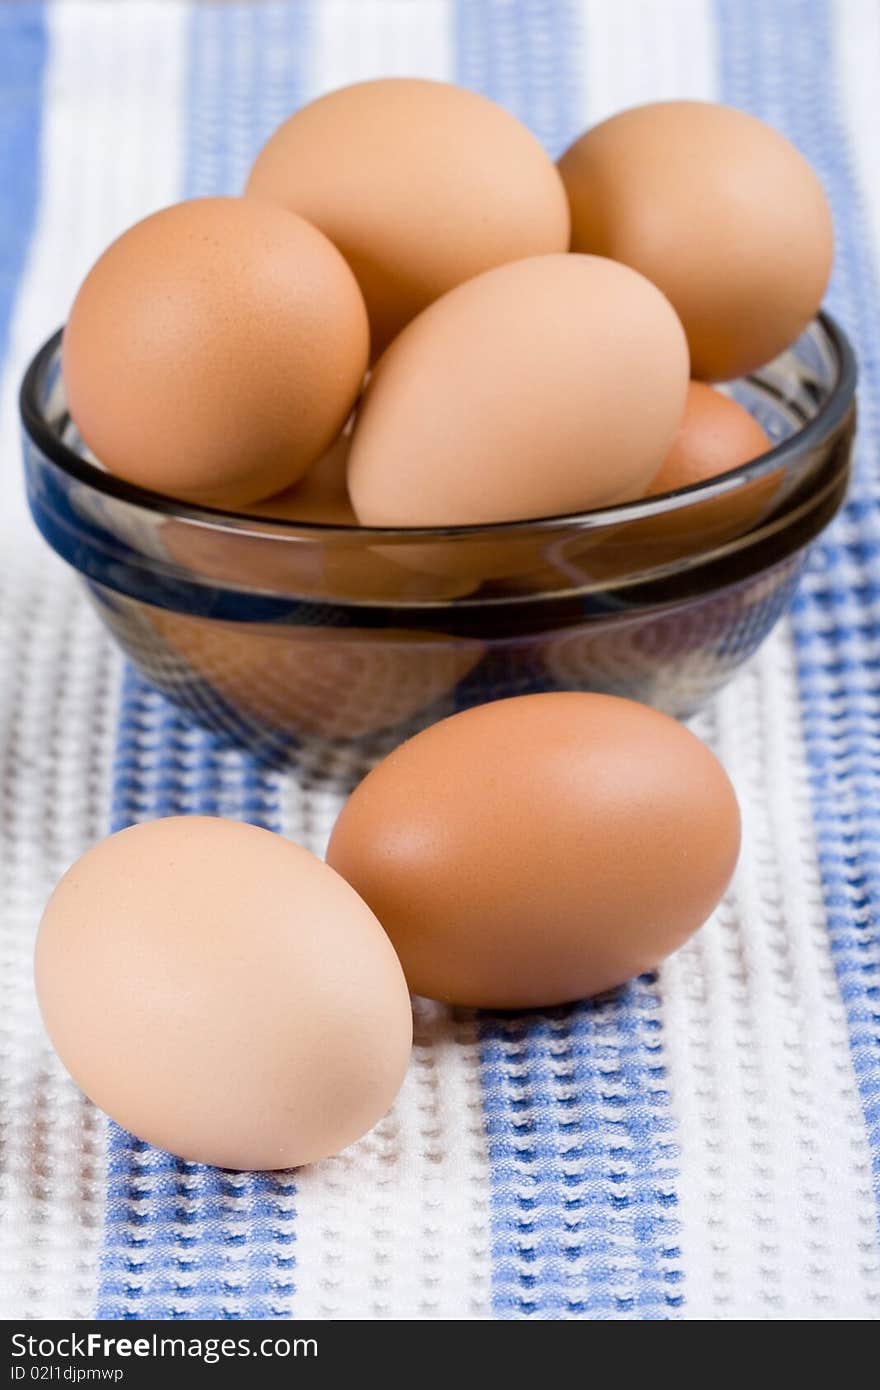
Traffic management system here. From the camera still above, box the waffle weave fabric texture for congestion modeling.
[0,0,879,1321]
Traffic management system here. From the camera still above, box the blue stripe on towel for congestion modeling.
[455,2,684,1320]
[480,989,682,1320]
[453,0,583,156]
[97,2,313,1320]
[716,0,880,1220]
[0,2,46,372]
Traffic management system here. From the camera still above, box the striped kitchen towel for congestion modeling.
[0,0,878,1320]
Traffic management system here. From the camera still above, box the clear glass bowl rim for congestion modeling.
[20,313,857,546]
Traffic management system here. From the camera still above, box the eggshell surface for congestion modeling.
[35,817,412,1169]
[159,499,478,605]
[246,78,570,354]
[648,382,771,495]
[348,254,689,527]
[62,197,370,507]
[157,428,478,602]
[327,692,741,1008]
[246,429,356,524]
[558,101,833,379]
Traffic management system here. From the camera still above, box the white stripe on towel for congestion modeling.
[577,0,716,126]
[304,0,453,102]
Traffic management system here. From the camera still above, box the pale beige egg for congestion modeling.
[35,817,412,1170]
[348,254,689,528]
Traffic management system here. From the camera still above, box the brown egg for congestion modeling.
[35,817,412,1170]
[158,429,477,603]
[145,608,484,742]
[62,197,370,507]
[159,527,477,606]
[637,380,780,549]
[327,692,740,1008]
[558,101,833,379]
[374,527,551,588]
[250,436,545,591]
[348,254,689,527]
[647,382,771,495]
[564,387,779,584]
[246,78,569,354]
[554,489,777,588]
[247,428,356,524]
[271,424,546,587]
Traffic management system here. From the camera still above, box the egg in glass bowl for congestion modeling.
[21,310,854,761]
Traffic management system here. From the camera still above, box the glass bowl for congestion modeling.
[20,315,856,761]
